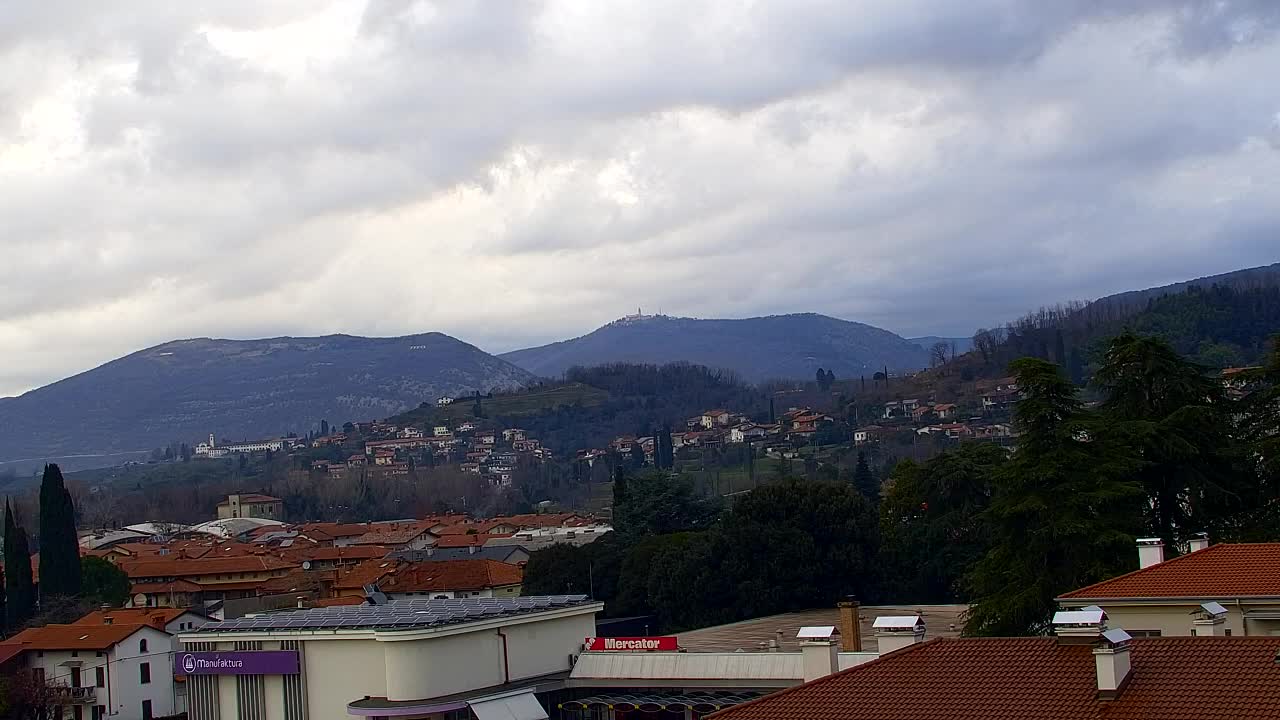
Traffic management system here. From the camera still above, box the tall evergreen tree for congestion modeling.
[655,425,675,470]
[965,358,1141,636]
[1094,332,1251,547]
[38,464,81,600]
[4,501,36,630]
[853,452,879,503]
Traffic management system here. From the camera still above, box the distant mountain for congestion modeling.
[909,336,975,355]
[501,313,929,382]
[0,333,534,472]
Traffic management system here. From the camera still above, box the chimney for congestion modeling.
[838,598,862,652]
[1053,608,1108,644]
[1188,532,1210,553]
[797,627,840,682]
[1192,601,1229,636]
[1136,538,1164,569]
[1093,628,1133,699]
[873,616,925,655]
[468,544,478,555]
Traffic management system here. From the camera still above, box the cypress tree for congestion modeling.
[853,452,879,504]
[38,463,81,600]
[4,500,36,630]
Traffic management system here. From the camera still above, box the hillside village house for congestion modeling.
[216,493,284,521]
[1056,537,1280,638]
[0,622,180,720]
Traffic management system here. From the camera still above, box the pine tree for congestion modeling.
[853,452,879,503]
[965,358,1142,636]
[38,464,81,600]
[4,501,36,630]
[1094,332,1253,547]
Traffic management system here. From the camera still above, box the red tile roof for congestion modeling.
[120,554,293,579]
[380,559,522,593]
[351,524,435,546]
[710,637,1280,720]
[130,579,204,594]
[280,545,389,563]
[334,558,404,590]
[75,608,196,628]
[1,623,153,651]
[217,494,281,505]
[1059,543,1280,600]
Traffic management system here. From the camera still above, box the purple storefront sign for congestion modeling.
[175,650,300,676]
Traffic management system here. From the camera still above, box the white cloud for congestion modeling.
[0,0,1278,396]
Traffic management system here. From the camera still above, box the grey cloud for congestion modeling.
[0,0,1279,396]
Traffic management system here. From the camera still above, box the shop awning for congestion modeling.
[559,691,761,713]
[468,691,548,720]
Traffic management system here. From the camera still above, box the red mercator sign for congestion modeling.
[584,636,678,651]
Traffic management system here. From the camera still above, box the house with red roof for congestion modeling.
[709,626,1280,720]
[0,622,179,719]
[1057,538,1280,637]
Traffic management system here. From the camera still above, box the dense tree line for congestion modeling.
[527,333,1280,636]
[972,284,1280,382]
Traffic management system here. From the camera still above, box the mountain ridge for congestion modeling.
[0,332,534,473]
[501,312,929,382]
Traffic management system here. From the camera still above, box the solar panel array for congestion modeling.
[200,595,591,633]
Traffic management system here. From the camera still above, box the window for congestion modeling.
[142,700,153,720]
[1226,629,1233,636]
[96,667,105,687]
[1127,630,1162,638]
[94,706,106,720]
[73,706,83,720]
[71,667,82,687]
[139,662,151,684]
[139,638,148,653]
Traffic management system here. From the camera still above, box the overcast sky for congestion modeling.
[1,1,1278,397]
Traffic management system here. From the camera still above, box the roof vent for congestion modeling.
[1053,609,1107,644]
[1136,538,1164,569]
[799,627,840,681]
[1094,628,1133,699]
[873,615,925,655]
[363,584,389,606]
[1192,601,1229,636]
[797,626,838,640]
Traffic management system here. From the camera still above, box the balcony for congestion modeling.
[51,685,97,704]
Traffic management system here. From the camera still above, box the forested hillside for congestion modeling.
[388,362,770,457]
[969,283,1280,382]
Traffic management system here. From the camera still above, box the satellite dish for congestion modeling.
[301,560,312,570]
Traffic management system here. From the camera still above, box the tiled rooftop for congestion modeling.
[1060,543,1280,599]
[710,637,1280,720]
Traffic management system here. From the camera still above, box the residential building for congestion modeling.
[216,493,284,521]
[700,409,733,428]
[933,403,958,419]
[853,426,883,444]
[178,595,600,720]
[374,558,523,600]
[350,523,437,551]
[121,554,294,607]
[436,395,455,406]
[1056,538,1280,637]
[0,623,178,720]
[708,612,1280,720]
[75,607,211,635]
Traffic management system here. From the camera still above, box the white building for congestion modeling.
[436,396,455,406]
[194,434,286,458]
[2,622,178,720]
[178,595,600,720]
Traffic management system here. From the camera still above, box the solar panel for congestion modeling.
[195,595,591,634]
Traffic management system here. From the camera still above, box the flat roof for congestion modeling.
[194,595,591,634]
[677,605,966,653]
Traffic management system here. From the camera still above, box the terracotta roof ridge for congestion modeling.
[1057,542,1237,599]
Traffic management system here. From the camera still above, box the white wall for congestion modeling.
[302,639,389,720]
[382,631,504,702]
[109,626,178,720]
[503,614,595,682]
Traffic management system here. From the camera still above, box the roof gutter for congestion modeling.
[1057,595,1280,604]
